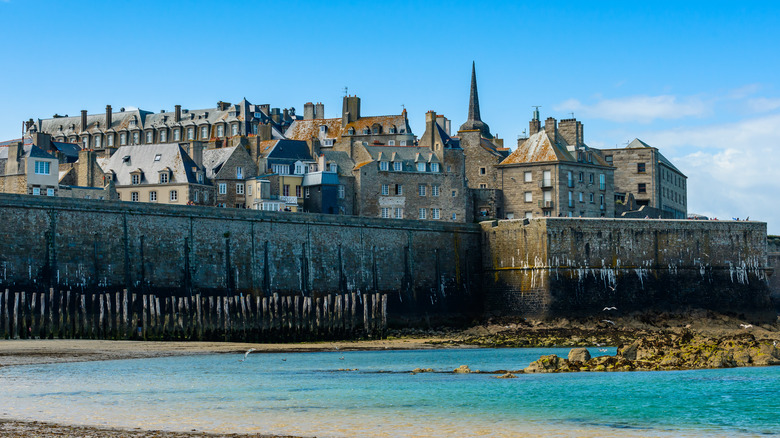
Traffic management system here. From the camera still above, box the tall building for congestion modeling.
[599,138,687,218]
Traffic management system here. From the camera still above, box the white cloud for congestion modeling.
[639,113,780,234]
[554,95,709,123]
[746,97,780,113]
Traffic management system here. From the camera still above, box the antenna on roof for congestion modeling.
[343,86,348,96]
[532,105,541,121]
[569,112,575,118]
[401,104,405,110]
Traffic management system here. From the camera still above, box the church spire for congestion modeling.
[459,61,492,138]
[467,61,481,122]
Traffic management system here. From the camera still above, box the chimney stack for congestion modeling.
[544,117,557,144]
[175,105,181,123]
[315,102,325,119]
[81,110,88,132]
[106,105,112,129]
[341,95,361,127]
[304,102,315,120]
[188,141,204,168]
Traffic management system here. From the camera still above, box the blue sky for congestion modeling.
[1,1,779,232]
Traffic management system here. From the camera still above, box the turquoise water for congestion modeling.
[1,348,778,437]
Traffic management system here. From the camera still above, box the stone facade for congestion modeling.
[0,142,59,196]
[599,139,687,218]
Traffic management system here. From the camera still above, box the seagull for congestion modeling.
[598,348,608,352]
[238,348,256,362]
[740,324,753,329]
[602,319,615,325]
[603,307,617,311]
[281,358,287,362]
[339,356,345,360]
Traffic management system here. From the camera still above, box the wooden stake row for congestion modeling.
[0,289,387,341]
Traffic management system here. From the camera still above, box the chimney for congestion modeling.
[259,104,270,115]
[341,95,361,127]
[80,110,88,132]
[7,142,22,174]
[257,124,272,141]
[315,102,325,119]
[544,117,557,144]
[304,102,315,120]
[283,108,290,122]
[175,105,181,122]
[77,149,95,187]
[577,121,583,145]
[106,105,112,129]
[318,154,326,172]
[188,141,204,168]
[529,109,541,136]
[558,119,577,147]
[271,108,281,124]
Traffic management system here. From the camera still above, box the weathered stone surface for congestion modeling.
[452,365,472,374]
[568,347,591,363]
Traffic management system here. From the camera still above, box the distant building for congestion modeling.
[498,112,615,218]
[600,138,687,219]
[98,143,211,205]
[0,141,59,196]
[203,145,257,209]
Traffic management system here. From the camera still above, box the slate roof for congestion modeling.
[97,143,202,186]
[362,145,441,172]
[321,151,355,177]
[0,144,57,160]
[285,114,412,141]
[51,141,81,159]
[500,130,609,167]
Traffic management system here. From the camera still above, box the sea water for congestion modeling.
[1,347,778,437]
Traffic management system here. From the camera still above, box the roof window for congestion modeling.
[122,155,131,163]
[154,154,162,161]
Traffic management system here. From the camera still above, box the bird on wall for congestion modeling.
[603,307,617,311]
[740,324,753,329]
[602,319,616,325]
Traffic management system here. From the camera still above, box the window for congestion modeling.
[637,163,646,173]
[149,191,157,202]
[479,183,487,189]
[431,163,440,172]
[132,132,139,144]
[338,185,345,199]
[187,128,194,140]
[159,173,168,184]
[479,167,486,175]
[131,192,139,202]
[32,187,40,195]
[589,173,594,184]
[294,163,305,175]
[283,185,289,197]
[524,191,532,202]
[399,140,407,146]
[322,139,334,147]
[432,185,440,196]
[154,154,162,162]
[394,208,404,219]
[417,162,426,172]
[146,132,153,143]
[418,208,427,219]
[418,184,426,196]
[393,161,402,171]
[451,213,457,221]
[524,171,532,182]
[231,124,238,136]
[579,172,584,183]
[107,135,114,147]
[120,133,127,145]
[131,174,140,185]
[348,128,355,135]
[247,184,252,196]
[236,167,243,179]
[272,164,290,175]
[46,188,54,196]
[82,137,88,148]
[296,186,302,198]
[197,173,203,184]
[363,128,369,135]
[380,161,389,171]
[95,136,102,148]
[599,174,606,190]
[305,187,310,198]
[201,126,209,139]
[567,171,573,187]
[160,131,167,142]
[34,161,50,175]
[381,184,389,195]
[600,194,605,208]
[380,208,391,218]
[170,190,178,202]
[236,183,244,194]
[568,191,573,207]
[217,125,224,137]
[329,163,337,172]
[388,140,395,146]
[219,183,227,194]
[173,129,180,141]
[525,211,533,219]
[579,192,583,202]
[605,155,613,164]
[589,193,595,203]
[638,183,647,193]
[194,191,199,202]
[432,208,440,220]
[394,184,403,195]
[451,190,457,197]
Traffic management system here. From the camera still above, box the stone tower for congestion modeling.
[458,62,492,139]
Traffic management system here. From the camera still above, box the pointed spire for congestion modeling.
[459,62,492,138]
[467,61,481,122]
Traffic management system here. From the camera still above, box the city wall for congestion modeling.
[0,194,483,326]
[482,218,773,320]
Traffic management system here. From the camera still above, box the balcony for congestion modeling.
[538,200,554,209]
[538,180,554,189]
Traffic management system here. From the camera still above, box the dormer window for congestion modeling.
[160,172,169,184]
[187,127,194,140]
[173,129,180,141]
[131,174,141,185]
[431,163,440,172]
[201,126,209,139]
[362,128,370,135]
[130,118,137,127]
[294,163,305,175]
[217,125,224,137]
[132,132,139,144]
[329,163,337,172]
[322,139,334,147]
[393,161,402,171]
[160,130,167,142]
[389,126,396,134]
[417,162,426,172]
[146,131,153,143]
[388,140,395,146]
[379,161,389,171]
[348,127,355,135]
[319,125,327,134]
[231,124,238,136]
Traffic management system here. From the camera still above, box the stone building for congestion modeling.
[0,141,59,196]
[202,145,257,208]
[497,112,615,219]
[599,139,687,218]
[26,99,295,155]
[98,143,212,206]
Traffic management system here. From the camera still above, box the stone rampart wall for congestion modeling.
[0,194,482,326]
[482,218,772,319]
